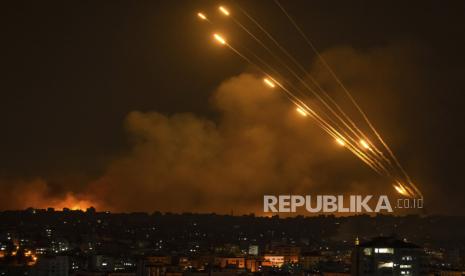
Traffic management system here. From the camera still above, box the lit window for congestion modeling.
[378,262,393,268]
[374,248,394,254]
[363,248,372,256]
[400,264,412,268]
[402,256,413,261]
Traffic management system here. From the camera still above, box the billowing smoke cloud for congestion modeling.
[1,42,428,214]
[86,73,348,213]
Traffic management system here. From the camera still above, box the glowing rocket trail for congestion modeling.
[257,55,380,168]
[360,139,370,150]
[235,4,390,165]
[336,138,345,146]
[219,6,230,16]
[213,34,385,174]
[197,12,208,21]
[393,182,411,197]
[273,0,421,197]
[296,107,307,117]
[273,80,387,175]
[221,5,384,158]
[212,33,266,70]
[251,52,380,169]
[203,7,419,197]
[224,3,395,175]
[263,78,276,88]
[213,33,226,45]
[277,75,387,173]
[210,31,389,176]
[234,4,416,196]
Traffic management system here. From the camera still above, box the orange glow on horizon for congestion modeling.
[49,194,96,211]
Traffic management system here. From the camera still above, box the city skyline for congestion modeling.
[1,209,464,275]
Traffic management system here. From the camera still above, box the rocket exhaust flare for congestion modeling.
[296,107,307,117]
[336,138,345,146]
[197,12,207,20]
[263,78,276,88]
[213,33,226,45]
[219,6,230,16]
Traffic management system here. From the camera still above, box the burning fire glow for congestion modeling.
[53,194,95,210]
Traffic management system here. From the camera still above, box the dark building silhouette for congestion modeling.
[352,236,426,276]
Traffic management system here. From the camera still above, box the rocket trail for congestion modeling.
[273,0,422,197]
[241,44,390,174]
[197,12,208,21]
[223,4,391,168]
[212,34,384,174]
[221,4,390,163]
[214,11,394,177]
[211,26,393,187]
[197,4,422,197]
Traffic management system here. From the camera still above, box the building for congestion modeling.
[351,236,426,276]
[214,257,245,269]
[248,245,259,256]
[245,258,259,272]
[273,245,300,263]
[262,255,285,267]
[33,255,69,276]
[300,252,323,270]
[90,255,114,272]
[137,256,172,276]
[438,271,465,276]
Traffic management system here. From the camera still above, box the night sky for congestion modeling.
[1,1,465,214]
